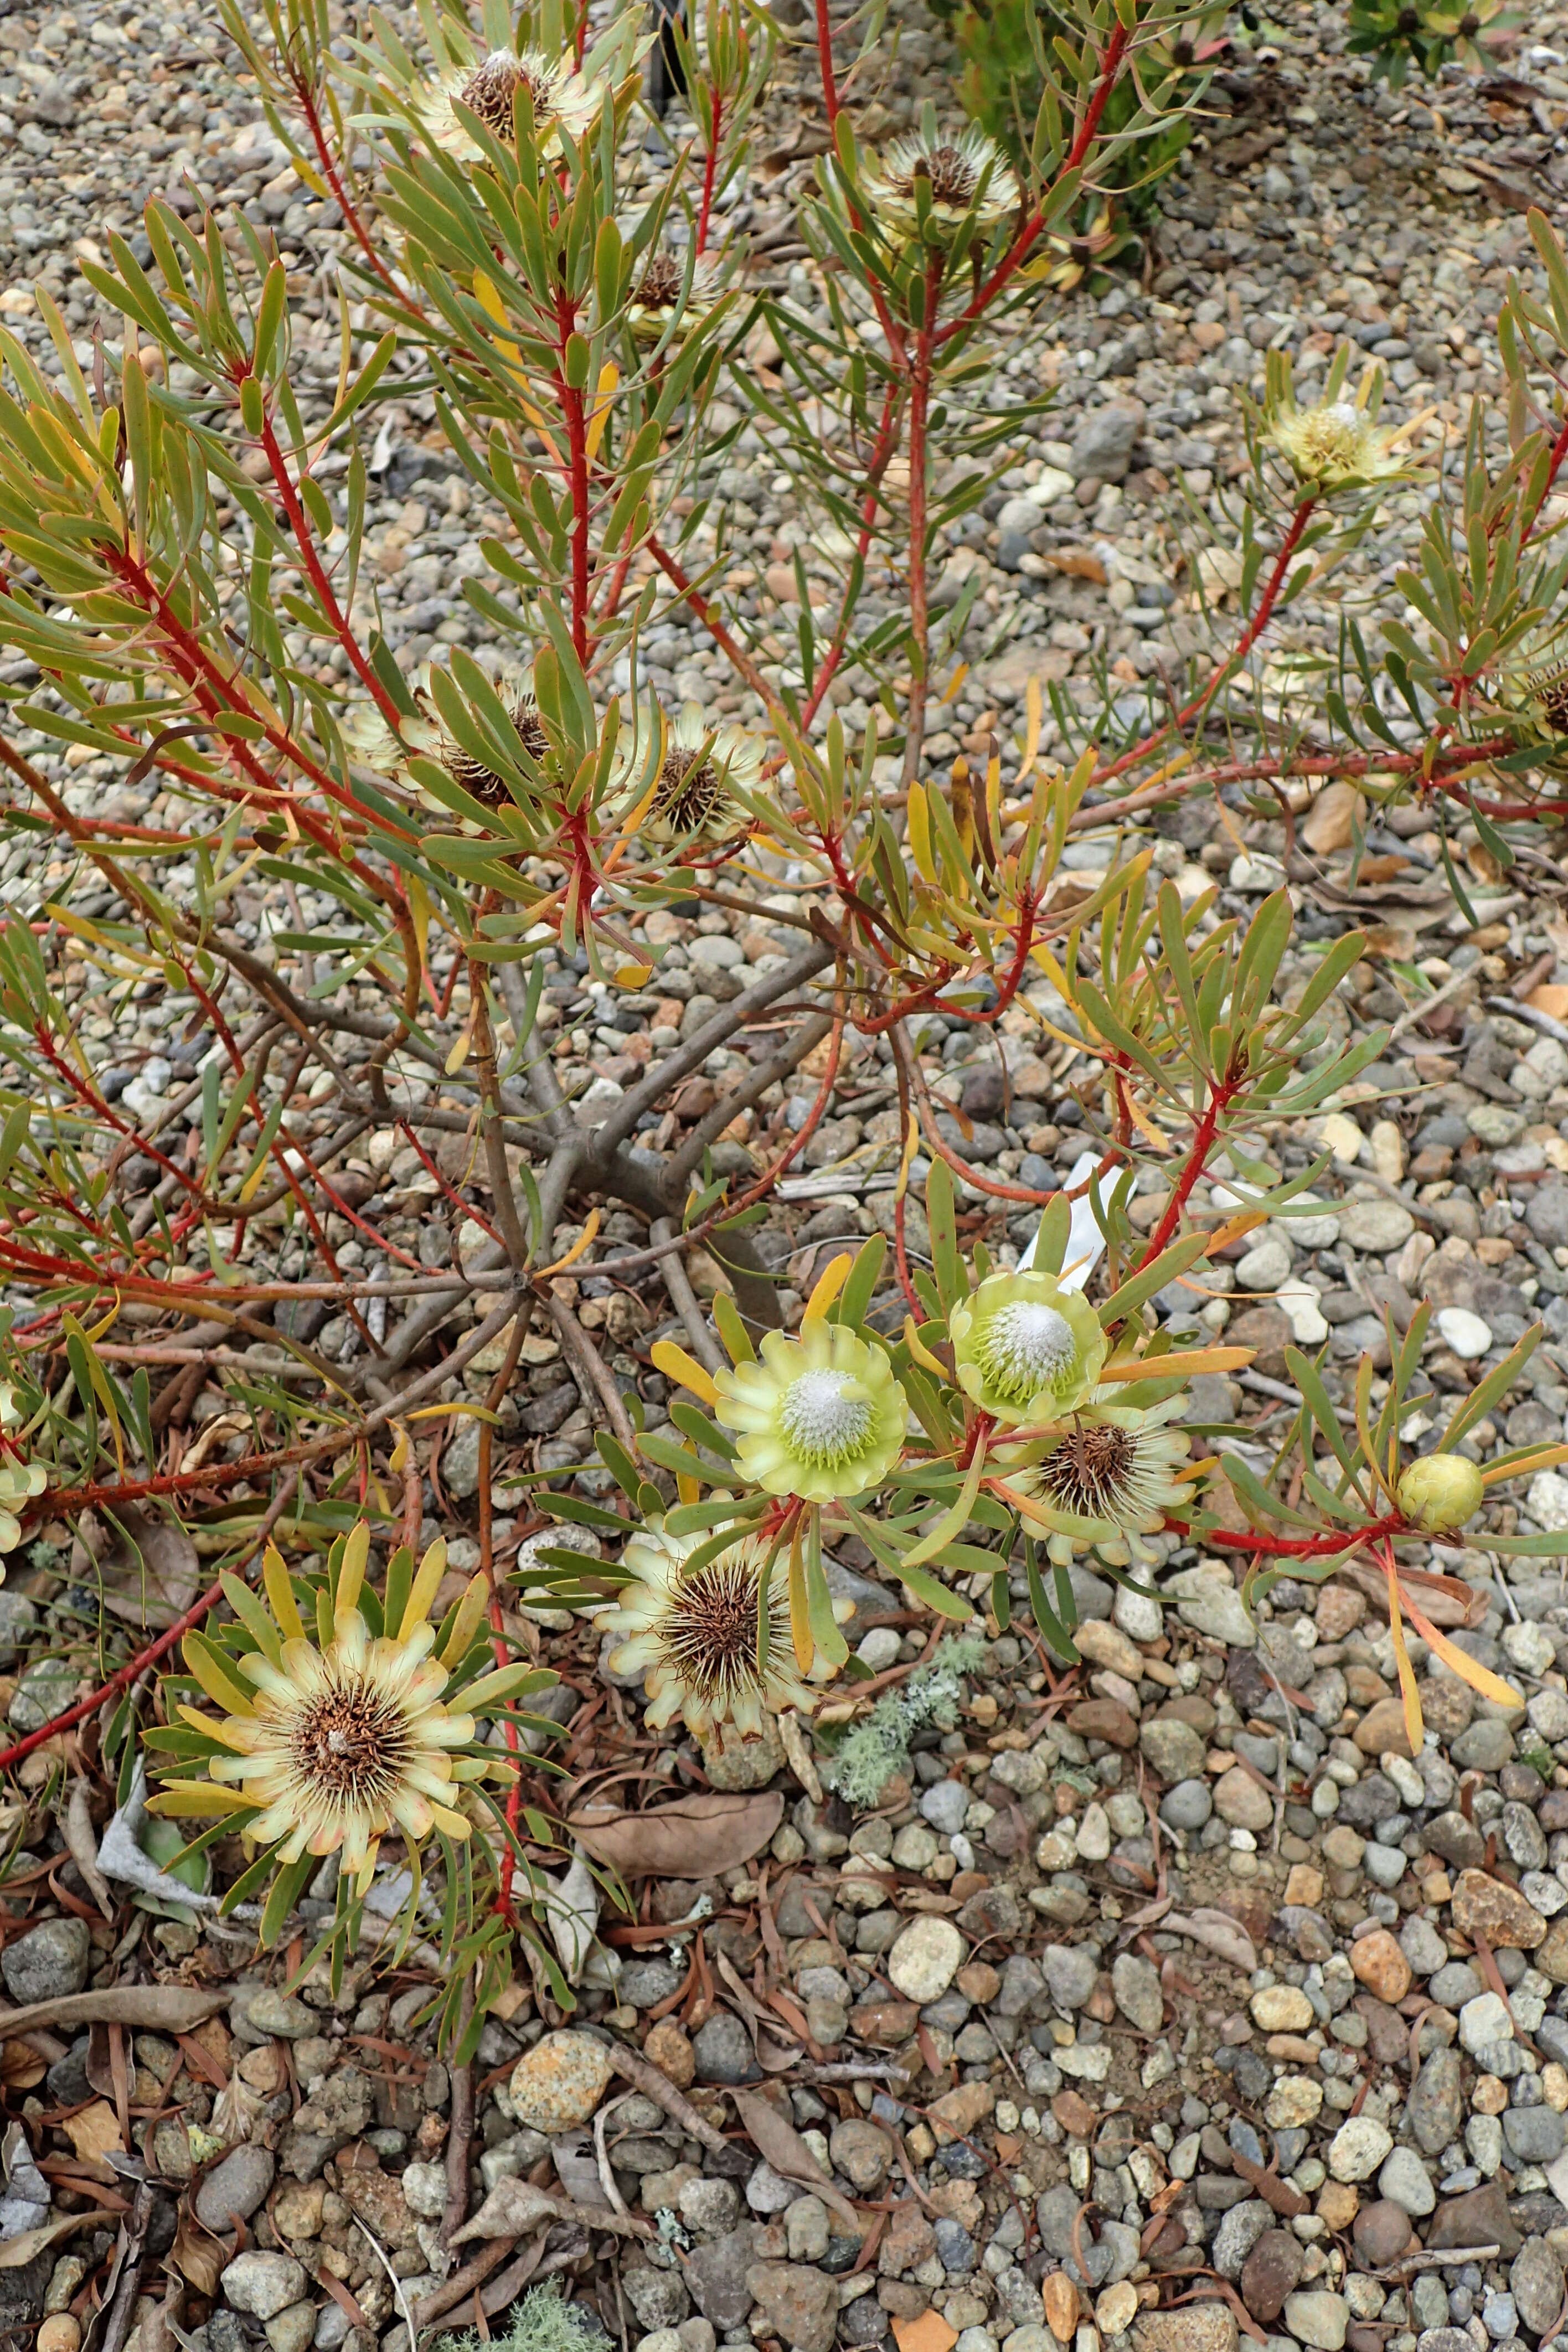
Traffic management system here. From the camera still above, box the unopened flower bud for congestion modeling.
[1397,1453,1484,1533]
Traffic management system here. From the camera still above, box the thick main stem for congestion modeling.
[901,261,941,787]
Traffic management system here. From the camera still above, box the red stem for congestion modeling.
[1091,498,1318,795]
[1133,1077,1238,1273]
[292,71,422,323]
[935,19,1131,349]
[901,256,942,786]
[649,539,780,710]
[1166,1512,1405,1559]
[801,381,905,731]
[813,0,840,126]
[254,403,405,729]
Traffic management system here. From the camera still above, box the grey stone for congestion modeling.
[266,2305,316,2352]
[692,2015,755,2085]
[1111,1954,1164,2035]
[687,2231,758,2331]
[0,1918,90,2004]
[1406,2047,1464,2157]
[1510,2238,1564,2336]
[245,1989,316,2039]
[620,1960,689,2010]
[1400,1918,1449,1978]
[1043,1946,1098,2014]
[0,1593,37,1667]
[994,1955,1045,2017]
[935,2217,976,2273]
[919,1780,970,1835]
[623,2266,693,2332]
[1070,400,1144,484]
[1428,1962,1483,2009]
[1160,1779,1213,1831]
[1452,1720,1516,1772]
[1139,1717,1208,1783]
[221,2254,310,2322]
[196,2147,276,2232]
[1213,2200,1273,2281]
[680,2179,743,2240]
[1526,1178,1568,1249]
[1377,2147,1435,2217]
[786,2197,830,2264]
[1503,2106,1566,2164]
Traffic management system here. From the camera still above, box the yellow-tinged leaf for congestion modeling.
[651,1339,719,1407]
[1400,1585,1524,1709]
[406,873,433,970]
[262,1544,303,1644]
[1098,1348,1253,1381]
[1481,1442,1568,1486]
[539,1206,601,1277]
[176,1704,252,1751]
[789,1520,812,1676]
[145,1782,255,1817]
[445,1015,474,1075]
[1125,1094,1173,1152]
[439,1572,490,1665]
[182,1634,252,1716]
[585,360,620,461]
[1386,1557,1424,1758]
[941,662,968,705]
[336,1521,370,1621]
[1206,1210,1270,1254]
[907,783,937,886]
[1017,676,1043,787]
[401,1536,448,1637]
[903,1315,950,1380]
[614,963,652,988]
[677,1473,702,1506]
[803,1252,853,1326]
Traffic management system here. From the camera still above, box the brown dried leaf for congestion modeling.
[730,2088,859,2231]
[0,2214,91,2270]
[95,1505,201,1629]
[568,1792,783,1878]
[0,1987,229,2041]
[63,2100,122,2174]
[171,2211,225,2298]
[450,2176,648,2245]
[1162,1910,1257,1974]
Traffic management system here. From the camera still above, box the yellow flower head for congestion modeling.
[862,126,1019,249]
[948,1268,1106,1428]
[714,1321,908,1504]
[1006,1394,1193,1568]
[595,1515,848,1742]
[1266,393,1405,493]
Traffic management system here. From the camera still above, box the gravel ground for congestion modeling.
[8,11,1568,2352]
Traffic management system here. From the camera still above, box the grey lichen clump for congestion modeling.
[439,2289,606,2352]
[827,1634,988,1808]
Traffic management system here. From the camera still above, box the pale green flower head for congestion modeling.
[1397,1452,1484,1533]
[0,1459,42,1553]
[1492,633,1568,767]
[948,1268,1106,1427]
[860,125,1020,250]
[713,1321,908,1504]
[1263,346,1410,494]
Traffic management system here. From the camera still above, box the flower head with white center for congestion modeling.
[860,126,1020,249]
[414,45,608,162]
[153,1528,528,1899]
[714,1319,909,1505]
[1002,1394,1193,1567]
[595,1510,850,1742]
[1266,391,1406,494]
[635,704,763,847]
[948,1268,1106,1428]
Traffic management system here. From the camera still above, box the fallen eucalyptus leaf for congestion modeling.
[569,1791,782,1879]
[730,2088,859,2230]
[0,1987,229,2041]
[0,2212,92,2268]
[98,1768,217,1912]
[541,1854,600,1987]
[1162,1909,1258,1974]
[450,2175,647,2243]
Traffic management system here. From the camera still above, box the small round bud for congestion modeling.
[1397,1452,1485,1533]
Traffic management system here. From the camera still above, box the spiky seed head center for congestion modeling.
[912,143,977,207]
[292,1678,410,1806]
[778,1368,874,1465]
[459,51,552,135]
[1523,659,1568,734]
[1292,401,1365,473]
[1039,1420,1138,1515]
[661,1557,775,1698]
[978,1300,1079,1401]
[656,751,723,832]
[638,253,685,310]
